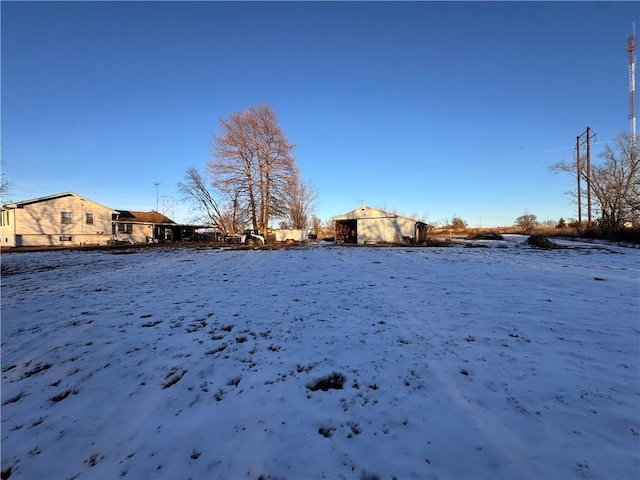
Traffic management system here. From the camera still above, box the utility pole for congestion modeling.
[153,182,160,212]
[628,22,637,147]
[585,126,596,227]
[586,127,591,227]
[576,135,582,225]
[575,127,596,227]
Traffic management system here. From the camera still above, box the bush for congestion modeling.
[526,235,563,249]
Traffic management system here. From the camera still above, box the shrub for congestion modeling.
[526,235,563,249]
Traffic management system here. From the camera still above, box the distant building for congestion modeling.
[1,192,116,247]
[333,206,428,245]
[113,210,178,244]
[0,191,202,248]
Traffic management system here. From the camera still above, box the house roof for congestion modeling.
[334,206,422,224]
[2,191,117,213]
[115,210,176,225]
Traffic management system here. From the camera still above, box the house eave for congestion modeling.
[2,192,118,214]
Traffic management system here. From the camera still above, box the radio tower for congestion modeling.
[628,22,637,146]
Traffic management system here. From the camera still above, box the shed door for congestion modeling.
[335,220,357,244]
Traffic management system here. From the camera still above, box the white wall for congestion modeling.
[114,224,154,244]
[1,209,17,247]
[2,196,113,247]
[274,229,308,242]
[357,217,415,244]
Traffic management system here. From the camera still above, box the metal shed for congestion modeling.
[334,206,428,245]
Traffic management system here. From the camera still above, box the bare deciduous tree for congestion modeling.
[449,216,467,232]
[553,132,639,234]
[285,176,317,229]
[178,167,250,234]
[590,134,639,233]
[311,215,322,235]
[211,104,297,234]
[0,173,11,198]
[178,167,226,230]
[515,212,538,232]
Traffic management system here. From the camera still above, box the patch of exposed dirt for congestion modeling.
[307,372,346,391]
[526,235,564,249]
[467,232,504,241]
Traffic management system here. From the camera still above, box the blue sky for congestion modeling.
[2,1,638,227]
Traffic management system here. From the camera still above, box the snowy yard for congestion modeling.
[1,236,639,480]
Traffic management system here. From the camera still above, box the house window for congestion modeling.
[60,236,73,242]
[61,212,73,224]
[117,223,133,233]
[86,213,94,225]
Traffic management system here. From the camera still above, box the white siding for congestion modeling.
[334,206,419,244]
[2,194,114,247]
[274,229,308,242]
[1,209,17,247]
[114,224,154,244]
[358,217,415,244]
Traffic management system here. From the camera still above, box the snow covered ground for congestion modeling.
[1,236,639,480]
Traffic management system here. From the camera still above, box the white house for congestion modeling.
[333,206,428,245]
[1,192,116,247]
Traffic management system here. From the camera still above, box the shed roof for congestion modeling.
[334,206,419,223]
[115,210,176,225]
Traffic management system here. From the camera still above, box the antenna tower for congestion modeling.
[628,22,637,146]
[161,196,175,220]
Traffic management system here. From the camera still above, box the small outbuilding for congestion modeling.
[334,206,428,245]
[113,210,178,244]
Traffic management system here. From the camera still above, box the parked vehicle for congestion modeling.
[224,229,265,245]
